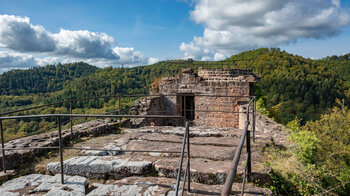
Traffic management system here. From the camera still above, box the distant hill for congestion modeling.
[322,53,350,83]
[0,62,98,95]
[42,48,349,124]
[227,48,350,123]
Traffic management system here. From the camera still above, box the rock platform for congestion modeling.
[46,126,274,184]
[1,124,288,195]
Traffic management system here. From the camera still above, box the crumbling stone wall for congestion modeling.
[153,68,257,128]
[126,96,164,127]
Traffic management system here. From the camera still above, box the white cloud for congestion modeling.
[52,29,118,59]
[0,51,37,73]
[181,0,350,60]
[148,57,159,65]
[0,14,119,59]
[0,15,55,52]
[0,14,158,71]
[113,47,147,64]
[179,41,228,61]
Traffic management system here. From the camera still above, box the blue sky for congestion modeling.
[0,0,350,72]
[0,0,200,57]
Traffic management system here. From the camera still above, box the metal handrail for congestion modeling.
[0,94,255,116]
[0,113,187,185]
[4,109,120,143]
[175,121,190,195]
[221,97,256,196]
[1,93,254,144]
[0,114,185,120]
[0,94,255,195]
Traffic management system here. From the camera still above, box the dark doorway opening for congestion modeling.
[177,94,195,120]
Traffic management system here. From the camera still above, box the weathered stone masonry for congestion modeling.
[148,68,258,128]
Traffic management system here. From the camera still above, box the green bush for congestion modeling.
[290,130,319,164]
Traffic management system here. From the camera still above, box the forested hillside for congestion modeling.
[41,48,349,125]
[1,48,349,126]
[322,53,350,83]
[0,62,98,95]
[228,48,350,124]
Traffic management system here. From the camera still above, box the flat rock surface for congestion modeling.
[47,156,152,179]
[123,126,242,138]
[0,174,87,196]
[125,139,235,160]
[41,126,279,185]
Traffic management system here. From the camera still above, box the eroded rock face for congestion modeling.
[0,174,87,196]
[47,156,152,179]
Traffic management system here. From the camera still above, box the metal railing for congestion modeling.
[221,97,256,196]
[0,94,255,142]
[0,114,187,183]
[175,121,191,195]
[0,94,256,195]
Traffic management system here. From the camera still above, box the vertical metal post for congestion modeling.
[181,161,188,196]
[221,121,249,196]
[175,121,189,195]
[118,95,121,127]
[184,95,187,120]
[246,100,252,180]
[186,121,191,192]
[57,116,64,184]
[70,101,73,137]
[253,98,256,142]
[246,130,251,179]
[0,119,6,173]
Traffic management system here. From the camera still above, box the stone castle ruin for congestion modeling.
[130,67,258,128]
